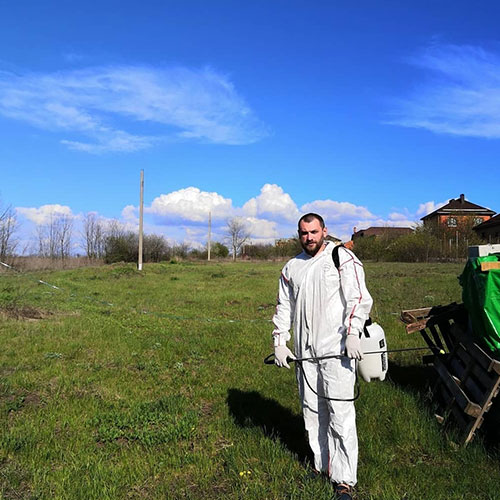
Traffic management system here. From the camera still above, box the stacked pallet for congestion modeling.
[401,303,500,445]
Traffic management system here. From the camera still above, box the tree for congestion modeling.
[225,218,250,261]
[82,212,105,260]
[56,215,73,261]
[144,234,171,262]
[172,243,190,259]
[0,204,18,259]
[36,214,73,261]
[211,241,229,258]
[103,220,137,263]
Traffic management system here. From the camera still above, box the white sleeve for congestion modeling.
[271,265,294,347]
[338,247,373,336]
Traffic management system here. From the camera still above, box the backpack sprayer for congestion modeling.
[264,322,445,401]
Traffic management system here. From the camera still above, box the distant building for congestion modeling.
[275,237,297,248]
[421,194,495,229]
[326,234,341,244]
[275,234,341,247]
[351,226,413,241]
[473,214,500,243]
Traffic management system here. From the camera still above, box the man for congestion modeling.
[272,213,373,500]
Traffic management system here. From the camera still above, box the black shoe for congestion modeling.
[333,483,353,500]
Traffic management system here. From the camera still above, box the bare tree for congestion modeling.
[83,212,105,260]
[0,204,18,259]
[225,217,250,261]
[56,215,73,261]
[37,216,56,258]
[37,214,73,261]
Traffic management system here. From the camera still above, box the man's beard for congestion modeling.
[301,237,324,256]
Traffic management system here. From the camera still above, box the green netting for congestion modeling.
[459,254,500,355]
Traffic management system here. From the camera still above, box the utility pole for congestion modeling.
[138,169,144,271]
[207,211,212,261]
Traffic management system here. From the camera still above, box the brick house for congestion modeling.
[421,194,495,230]
[473,214,500,243]
[351,226,413,241]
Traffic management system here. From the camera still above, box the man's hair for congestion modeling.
[298,213,325,231]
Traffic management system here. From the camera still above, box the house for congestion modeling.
[275,237,297,248]
[326,234,341,244]
[351,226,413,241]
[421,194,495,230]
[275,234,341,247]
[473,214,500,243]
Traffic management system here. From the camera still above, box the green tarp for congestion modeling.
[460,254,500,355]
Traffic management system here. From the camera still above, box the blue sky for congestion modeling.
[1,0,500,251]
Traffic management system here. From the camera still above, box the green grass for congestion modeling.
[1,260,499,499]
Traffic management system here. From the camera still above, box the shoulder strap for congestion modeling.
[332,244,344,269]
[333,243,372,337]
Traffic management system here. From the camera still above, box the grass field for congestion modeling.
[1,260,500,499]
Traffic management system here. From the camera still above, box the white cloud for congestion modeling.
[121,205,139,226]
[242,184,300,222]
[416,199,448,217]
[144,187,418,243]
[388,212,406,221]
[16,204,74,225]
[0,65,268,153]
[243,216,278,240]
[388,43,500,138]
[147,187,234,224]
[61,131,156,153]
[301,199,376,222]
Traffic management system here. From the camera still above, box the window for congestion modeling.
[447,217,457,227]
[474,217,483,226]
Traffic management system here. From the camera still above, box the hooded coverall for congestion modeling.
[272,242,373,486]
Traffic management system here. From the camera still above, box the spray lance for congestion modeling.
[264,321,445,401]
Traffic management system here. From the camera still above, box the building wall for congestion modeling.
[427,214,491,228]
[476,225,500,243]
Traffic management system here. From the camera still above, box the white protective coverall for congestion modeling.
[272,242,373,486]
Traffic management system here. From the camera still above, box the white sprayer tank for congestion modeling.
[357,322,388,382]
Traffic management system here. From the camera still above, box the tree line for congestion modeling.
[0,206,302,264]
[0,199,489,266]
[352,222,484,262]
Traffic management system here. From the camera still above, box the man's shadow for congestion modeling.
[226,388,313,465]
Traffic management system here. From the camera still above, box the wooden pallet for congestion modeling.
[401,303,500,445]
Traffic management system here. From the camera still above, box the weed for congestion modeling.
[93,397,198,446]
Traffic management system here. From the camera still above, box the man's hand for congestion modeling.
[345,333,363,360]
[274,345,295,369]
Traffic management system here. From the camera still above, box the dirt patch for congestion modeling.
[2,391,43,414]
[199,400,214,416]
[258,302,275,310]
[0,305,53,321]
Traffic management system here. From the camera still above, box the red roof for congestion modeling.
[421,194,495,221]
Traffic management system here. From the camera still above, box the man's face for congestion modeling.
[298,219,327,256]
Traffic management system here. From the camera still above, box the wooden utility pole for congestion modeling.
[207,211,212,261]
[138,169,144,271]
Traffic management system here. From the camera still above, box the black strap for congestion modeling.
[332,243,344,270]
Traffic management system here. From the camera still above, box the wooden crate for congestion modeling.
[401,303,500,445]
